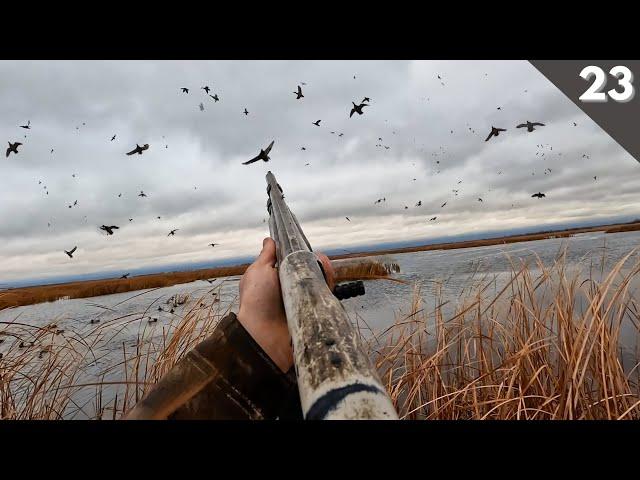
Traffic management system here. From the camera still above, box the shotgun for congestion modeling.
[266,171,398,419]
[125,173,399,420]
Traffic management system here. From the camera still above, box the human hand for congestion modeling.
[237,237,335,372]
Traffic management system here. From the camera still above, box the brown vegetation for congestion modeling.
[1,249,639,419]
[603,224,640,234]
[0,265,248,310]
[0,283,235,419]
[2,221,639,311]
[330,221,640,261]
[0,258,399,310]
[368,252,640,419]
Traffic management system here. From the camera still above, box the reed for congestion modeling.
[1,252,639,419]
[369,252,640,419]
[0,282,234,419]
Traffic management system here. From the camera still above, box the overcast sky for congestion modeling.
[1,60,638,284]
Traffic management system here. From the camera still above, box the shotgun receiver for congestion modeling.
[266,171,398,419]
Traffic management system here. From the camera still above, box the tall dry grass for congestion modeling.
[0,282,234,419]
[366,251,640,419]
[1,252,639,419]
[0,259,399,419]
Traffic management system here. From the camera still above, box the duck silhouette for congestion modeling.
[243,141,274,165]
[100,225,120,235]
[126,144,149,155]
[517,121,545,132]
[349,102,368,118]
[6,142,22,157]
[485,126,507,141]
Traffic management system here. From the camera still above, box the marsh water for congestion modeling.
[2,230,640,418]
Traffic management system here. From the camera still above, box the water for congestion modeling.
[344,230,640,329]
[0,279,241,418]
[2,230,640,417]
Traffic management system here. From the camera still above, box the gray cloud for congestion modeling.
[1,60,638,283]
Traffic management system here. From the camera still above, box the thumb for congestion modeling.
[255,237,277,266]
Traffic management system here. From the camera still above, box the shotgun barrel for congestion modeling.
[266,171,398,420]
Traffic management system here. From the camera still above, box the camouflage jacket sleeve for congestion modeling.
[126,312,302,420]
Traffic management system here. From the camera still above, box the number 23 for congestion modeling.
[579,65,635,103]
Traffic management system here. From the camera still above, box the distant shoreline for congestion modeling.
[2,220,639,310]
[326,221,640,260]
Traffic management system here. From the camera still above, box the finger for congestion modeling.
[317,253,336,292]
[255,237,277,267]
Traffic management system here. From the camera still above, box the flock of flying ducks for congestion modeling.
[5,73,595,272]
[6,85,225,265]
[237,83,562,223]
[6,83,369,265]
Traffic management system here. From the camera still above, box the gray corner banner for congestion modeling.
[529,60,640,163]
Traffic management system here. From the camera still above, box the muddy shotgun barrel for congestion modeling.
[266,171,397,419]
